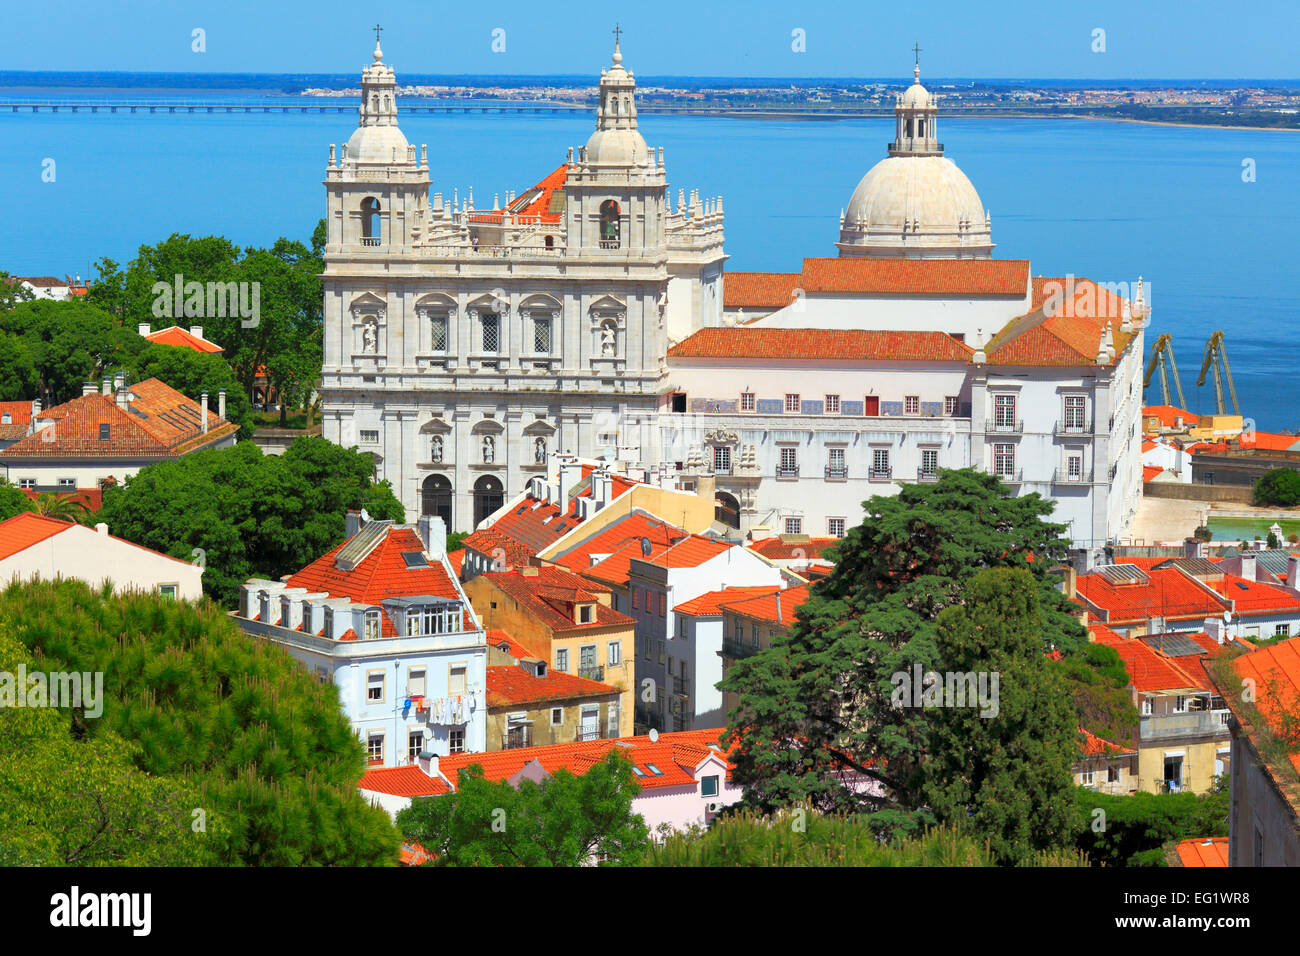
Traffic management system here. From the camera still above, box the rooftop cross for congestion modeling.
[913,41,921,66]
[374,23,384,45]
[613,23,623,47]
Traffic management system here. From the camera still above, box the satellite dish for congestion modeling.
[1223,610,1232,624]
[648,728,659,743]
[640,536,652,557]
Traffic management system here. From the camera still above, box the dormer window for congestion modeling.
[578,604,594,624]
[364,608,382,640]
[323,606,334,639]
[404,602,461,636]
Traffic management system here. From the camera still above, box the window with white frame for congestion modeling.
[825,394,840,414]
[828,517,845,538]
[778,445,798,476]
[17,478,34,489]
[784,393,800,413]
[784,517,802,534]
[158,584,178,599]
[1064,395,1087,432]
[944,395,959,416]
[408,731,424,761]
[1276,624,1291,637]
[364,608,382,640]
[827,446,846,477]
[57,477,75,489]
[449,728,465,753]
[367,732,384,764]
[608,640,621,665]
[1081,768,1095,785]
[904,395,919,415]
[740,391,755,412]
[555,647,569,672]
[448,664,467,696]
[994,394,1017,429]
[1066,452,1083,482]
[872,447,891,477]
[367,672,385,703]
[551,707,564,726]
[407,668,426,697]
[993,443,1016,477]
[359,430,379,444]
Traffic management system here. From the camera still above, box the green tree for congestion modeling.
[0,298,133,405]
[98,436,404,606]
[27,492,90,523]
[1,579,401,866]
[0,271,35,311]
[1254,468,1300,507]
[0,332,39,400]
[1075,787,1229,866]
[720,469,1095,835]
[397,751,649,866]
[0,479,32,521]
[921,568,1079,863]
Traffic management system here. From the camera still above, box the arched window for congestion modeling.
[599,200,621,246]
[473,475,504,528]
[361,197,382,242]
[422,474,453,528]
[715,491,741,530]
[544,235,554,248]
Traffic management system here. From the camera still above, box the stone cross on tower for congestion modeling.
[613,23,623,47]
[374,23,384,45]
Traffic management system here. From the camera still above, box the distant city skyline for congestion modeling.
[2,0,1297,79]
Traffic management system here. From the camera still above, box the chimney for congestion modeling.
[1183,537,1205,560]
[1240,552,1256,582]
[218,388,227,421]
[418,514,447,559]
[101,378,112,396]
[1062,565,1078,601]
[113,372,124,391]
[345,510,364,539]
[95,522,108,536]
[137,322,150,336]
[115,388,130,411]
[82,382,97,396]
[31,399,41,416]
[1145,616,1165,636]
[1204,616,1225,645]
[1288,556,1299,590]
[520,566,540,578]
[417,751,440,779]
[190,325,203,340]
[776,590,783,624]
[200,391,209,433]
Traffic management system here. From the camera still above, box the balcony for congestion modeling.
[578,665,604,682]
[670,676,691,698]
[868,466,893,481]
[825,464,848,480]
[916,467,939,482]
[360,237,381,247]
[1140,709,1230,742]
[722,637,762,659]
[991,469,1022,485]
[1054,421,1092,438]
[986,418,1022,434]
[575,725,615,742]
[776,465,799,478]
[598,239,621,250]
[1053,468,1094,485]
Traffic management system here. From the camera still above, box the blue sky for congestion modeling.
[3,0,1297,78]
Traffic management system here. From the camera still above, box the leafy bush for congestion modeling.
[1254,468,1300,507]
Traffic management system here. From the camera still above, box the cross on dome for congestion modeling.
[912,41,922,82]
[373,23,384,61]
[612,23,624,65]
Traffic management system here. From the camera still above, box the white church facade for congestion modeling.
[320,37,1144,558]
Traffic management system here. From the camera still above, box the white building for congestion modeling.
[319,35,724,533]
[235,514,488,767]
[0,512,204,598]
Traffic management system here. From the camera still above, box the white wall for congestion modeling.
[0,522,203,598]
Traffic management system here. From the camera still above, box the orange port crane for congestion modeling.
[1195,331,1240,417]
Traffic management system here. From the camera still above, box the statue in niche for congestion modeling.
[431,435,443,463]
[534,437,547,464]
[482,435,495,464]
[600,320,617,357]
[362,317,378,353]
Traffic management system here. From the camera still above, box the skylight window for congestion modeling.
[645,763,665,776]
[631,766,645,776]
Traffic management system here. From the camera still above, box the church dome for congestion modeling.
[836,56,993,258]
[580,39,650,167]
[345,123,410,164]
[342,37,411,165]
[583,126,649,166]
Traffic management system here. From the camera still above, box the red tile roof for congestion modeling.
[747,535,841,561]
[468,164,567,225]
[485,664,617,708]
[0,400,33,441]
[1143,405,1194,429]
[553,511,686,574]
[143,325,223,354]
[1174,837,1229,867]
[722,272,802,310]
[1090,629,1212,692]
[0,379,236,460]
[675,586,785,617]
[1075,568,1229,624]
[668,328,974,363]
[1230,635,1300,776]
[283,524,466,637]
[461,527,535,569]
[643,533,733,570]
[983,276,1137,368]
[479,567,632,633]
[0,512,74,559]
[1203,576,1300,615]
[798,257,1030,296]
[1143,466,1164,483]
[359,728,731,797]
[719,583,812,627]
[20,487,104,512]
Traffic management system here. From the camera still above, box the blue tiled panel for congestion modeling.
[921,402,945,417]
[801,400,824,416]
[841,400,864,416]
[881,401,904,416]
[690,399,738,414]
[756,399,785,415]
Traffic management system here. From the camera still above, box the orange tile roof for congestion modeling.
[1143,405,1194,428]
[668,328,974,363]
[1090,630,1212,692]
[359,728,731,797]
[1174,837,1229,867]
[675,586,784,618]
[485,664,616,708]
[19,487,103,512]
[747,535,841,561]
[468,164,567,225]
[283,524,466,637]
[1143,466,1164,482]
[1075,568,1229,624]
[553,511,686,574]
[0,379,236,460]
[643,533,732,569]
[722,272,802,310]
[461,527,534,568]
[1230,635,1300,776]
[983,276,1137,368]
[1078,726,1136,757]
[446,547,465,577]
[480,567,632,633]
[798,257,1030,296]
[583,536,675,588]
[1203,575,1300,615]
[0,512,74,559]
[0,400,33,441]
[143,324,223,353]
[719,583,812,627]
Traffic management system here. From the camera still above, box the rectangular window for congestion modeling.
[408,731,424,761]
[99,423,110,441]
[657,642,666,665]
[994,443,1016,478]
[632,588,639,610]
[607,640,621,665]
[994,394,1017,430]
[555,647,569,672]
[1276,624,1291,637]
[1107,765,1120,783]
[714,444,731,473]
[701,774,719,797]
[740,392,755,412]
[944,396,959,416]
[430,313,448,351]
[921,448,938,476]
[1067,453,1083,482]
[659,592,666,617]
[872,447,890,478]
[904,395,919,415]
[533,314,551,353]
[1082,768,1095,786]
[57,477,75,489]
[158,583,178,599]
[579,644,597,672]
[827,446,846,478]
[778,445,798,477]
[407,668,426,697]
[359,430,379,444]
[367,672,385,703]
[1064,395,1086,431]
[364,608,381,640]
[551,707,564,726]
[448,664,467,696]
[825,394,840,414]
[784,517,802,535]
[17,478,35,490]
[481,313,500,353]
[784,393,800,413]
[828,517,845,538]
[449,728,465,754]
[367,733,384,764]
[750,623,759,647]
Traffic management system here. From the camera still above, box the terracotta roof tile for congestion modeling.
[722,272,802,310]
[485,664,616,708]
[720,583,812,627]
[798,257,1030,296]
[0,512,74,559]
[143,325,223,354]
[479,567,632,633]
[668,327,974,363]
[1174,837,1229,867]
